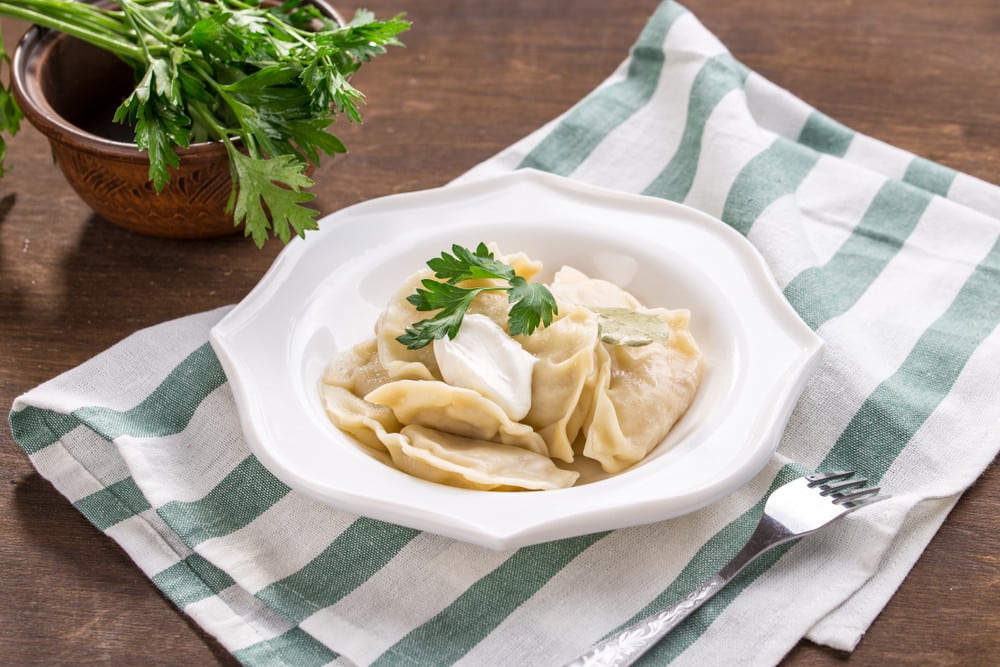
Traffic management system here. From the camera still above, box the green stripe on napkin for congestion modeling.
[74,477,151,531]
[255,518,419,624]
[903,156,957,196]
[153,554,237,609]
[10,342,226,455]
[786,179,933,330]
[372,533,608,666]
[643,54,749,201]
[9,406,81,455]
[157,457,291,548]
[797,111,854,157]
[721,137,820,235]
[519,2,686,175]
[233,628,337,667]
[821,236,1000,474]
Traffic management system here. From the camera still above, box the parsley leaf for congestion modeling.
[397,244,558,350]
[507,276,557,336]
[225,146,318,247]
[115,59,191,190]
[427,242,516,283]
[397,281,483,348]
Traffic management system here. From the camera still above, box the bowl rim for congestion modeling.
[209,169,826,549]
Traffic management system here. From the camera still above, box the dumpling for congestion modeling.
[364,379,549,456]
[490,249,543,283]
[583,311,703,473]
[320,384,398,464]
[383,424,579,491]
[374,268,443,381]
[548,266,642,309]
[518,306,600,463]
[323,339,392,397]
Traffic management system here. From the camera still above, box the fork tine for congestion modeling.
[840,493,888,510]
[832,485,882,506]
[851,493,892,509]
[806,470,885,509]
[805,470,855,486]
[837,494,886,511]
[817,477,869,496]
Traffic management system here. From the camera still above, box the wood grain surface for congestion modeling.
[2,1,998,664]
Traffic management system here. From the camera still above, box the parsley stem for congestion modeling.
[118,0,174,49]
[226,0,325,44]
[0,3,142,62]
[1,0,132,34]
[187,101,227,142]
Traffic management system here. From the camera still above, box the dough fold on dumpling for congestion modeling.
[383,424,579,491]
[319,384,397,465]
[583,314,703,473]
[542,266,703,473]
[375,268,443,381]
[548,266,642,310]
[324,339,392,397]
[518,305,599,463]
[364,379,549,456]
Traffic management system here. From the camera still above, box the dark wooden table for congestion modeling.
[2,1,998,664]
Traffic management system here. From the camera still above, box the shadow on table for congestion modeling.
[0,192,22,315]
[10,208,280,333]
[9,471,241,666]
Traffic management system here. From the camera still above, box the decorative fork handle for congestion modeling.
[565,574,726,667]
[566,515,789,667]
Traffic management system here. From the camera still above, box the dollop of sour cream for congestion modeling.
[432,314,536,421]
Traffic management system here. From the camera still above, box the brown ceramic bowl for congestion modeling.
[10,2,341,239]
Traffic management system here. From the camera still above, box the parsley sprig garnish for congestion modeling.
[0,0,409,246]
[397,243,558,350]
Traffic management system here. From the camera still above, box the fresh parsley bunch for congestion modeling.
[398,243,559,350]
[0,0,409,246]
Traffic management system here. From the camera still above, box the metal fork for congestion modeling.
[566,471,886,667]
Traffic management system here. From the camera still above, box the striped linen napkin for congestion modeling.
[10,1,1000,664]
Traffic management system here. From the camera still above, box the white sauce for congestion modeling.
[433,314,536,421]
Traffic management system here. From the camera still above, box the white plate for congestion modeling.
[210,170,823,549]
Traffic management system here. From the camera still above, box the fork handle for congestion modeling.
[565,574,726,667]
[566,516,790,667]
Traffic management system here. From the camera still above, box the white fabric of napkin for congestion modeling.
[10,2,1000,665]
